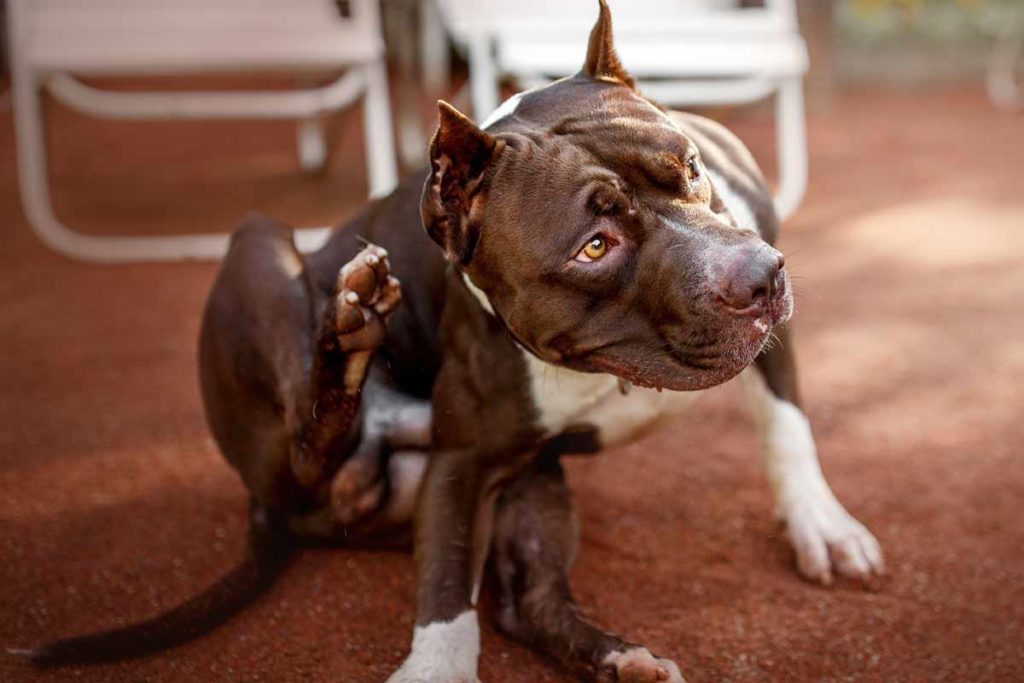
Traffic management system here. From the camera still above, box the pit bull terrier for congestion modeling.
[22,3,883,680]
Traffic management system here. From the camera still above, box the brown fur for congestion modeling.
[25,3,801,679]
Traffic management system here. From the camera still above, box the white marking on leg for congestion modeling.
[381,451,426,525]
[275,247,304,278]
[386,610,481,683]
[742,368,884,584]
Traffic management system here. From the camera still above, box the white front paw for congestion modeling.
[387,611,481,683]
[600,647,687,683]
[386,659,479,683]
[780,489,884,585]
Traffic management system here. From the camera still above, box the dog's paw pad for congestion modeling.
[333,243,401,352]
[599,648,686,683]
[330,457,385,525]
[784,497,884,586]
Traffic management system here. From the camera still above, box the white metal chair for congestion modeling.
[987,2,1024,112]
[435,0,809,221]
[8,0,398,263]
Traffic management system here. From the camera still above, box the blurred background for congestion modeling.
[1,1,1022,682]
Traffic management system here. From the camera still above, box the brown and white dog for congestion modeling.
[22,3,883,681]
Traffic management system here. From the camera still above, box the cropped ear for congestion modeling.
[421,101,501,265]
[582,0,635,88]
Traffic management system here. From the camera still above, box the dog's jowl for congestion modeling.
[23,2,882,681]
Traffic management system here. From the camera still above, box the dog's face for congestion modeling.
[422,3,792,391]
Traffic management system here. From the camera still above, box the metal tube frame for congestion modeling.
[9,1,398,263]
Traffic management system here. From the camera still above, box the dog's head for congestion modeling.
[421,1,793,391]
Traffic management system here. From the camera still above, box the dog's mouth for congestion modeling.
[560,282,794,392]
[761,273,794,329]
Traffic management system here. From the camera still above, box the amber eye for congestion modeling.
[578,235,608,262]
[685,155,702,183]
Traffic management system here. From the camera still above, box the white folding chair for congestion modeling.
[8,0,398,263]
[987,2,1024,112]
[435,0,809,221]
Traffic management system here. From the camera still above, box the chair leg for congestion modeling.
[297,116,329,174]
[420,0,450,92]
[362,60,399,198]
[12,67,331,262]
[467,34,500,122]
[987,5,1024,112]
[11,53,233,262]
[388,0,428,169]
[772,77,809,223]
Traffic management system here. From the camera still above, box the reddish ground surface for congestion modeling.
[1,85,1022,682]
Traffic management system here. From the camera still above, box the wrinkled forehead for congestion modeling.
[490,78,698,188]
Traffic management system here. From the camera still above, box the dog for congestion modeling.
[21,3,883,681]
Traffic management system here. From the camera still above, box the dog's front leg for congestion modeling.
[493,456,686,683]
[387,448,497,683]
[745,326,884,585]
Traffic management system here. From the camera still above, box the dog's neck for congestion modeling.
[460,270,622,437]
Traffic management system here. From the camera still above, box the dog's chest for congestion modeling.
[521,352,701,447]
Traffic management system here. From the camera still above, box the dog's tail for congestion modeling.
[16,503,293,666]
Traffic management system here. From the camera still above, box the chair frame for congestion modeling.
[987,3,1024,112]
[441,0,809,221]
[8,0,398,263]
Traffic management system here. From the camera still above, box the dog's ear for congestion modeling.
[582,0,635,88]
[421,101,500,265]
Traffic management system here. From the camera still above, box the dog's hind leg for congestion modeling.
[328,379,432,526]
[200,215,400,510]
[290,243,401,488]
[491,455,685,683]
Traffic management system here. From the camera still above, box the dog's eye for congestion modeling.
[685,155,702,184]
[576,235,608,262]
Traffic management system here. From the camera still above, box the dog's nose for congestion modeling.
[716,245,785,314]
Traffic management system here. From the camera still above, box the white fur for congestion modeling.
[460,273,700,445]
[381,452,427,525]
[522,352,700,446]
[461,272,495,315]
[742,368,884,583]
[602,647,686,683]
[387,610,481,683]
[480,91,524,130]
[276,247,304,279]
[707,168,758,233]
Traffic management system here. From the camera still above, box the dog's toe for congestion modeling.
[784,497,884,586]
[338,244,392,305]
[599,648,686,683]
[332,243,400,354]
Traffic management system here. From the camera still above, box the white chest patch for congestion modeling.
[459,276,701,446]
[707,169,758,233]
[521,351,701,447]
